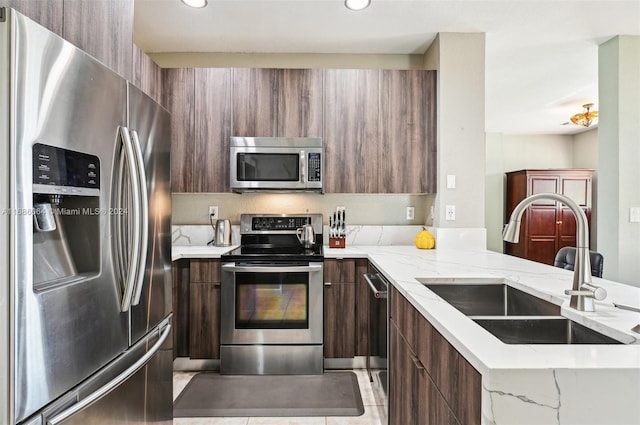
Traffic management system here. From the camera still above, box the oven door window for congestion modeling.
[236,153,300,182]
[235,272,309,329]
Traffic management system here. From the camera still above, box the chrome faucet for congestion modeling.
[503,193,606,312]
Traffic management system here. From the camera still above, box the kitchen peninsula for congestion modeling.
[172,241,640,425]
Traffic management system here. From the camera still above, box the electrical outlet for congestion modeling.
[336,206,346,211]
[445,205,456,221]
[208,206,218,220]
[406,206,415,220]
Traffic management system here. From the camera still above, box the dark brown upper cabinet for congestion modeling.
[323,69,380,193]
[163,68,196,193]
[162,68,233,193]
[194,68,233,193]
[323,69,436,194]
[133,45,163,105]
[2,0,134,80]
[379,70,437,194]
[232,68,323,138]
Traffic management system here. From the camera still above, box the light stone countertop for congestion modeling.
[172,243,640,424]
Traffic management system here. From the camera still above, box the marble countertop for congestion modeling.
[173,243,640,423]
[173,244,640,372]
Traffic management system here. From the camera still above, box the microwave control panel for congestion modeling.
[308,152,321,182]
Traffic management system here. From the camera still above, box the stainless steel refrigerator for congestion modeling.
[0,8,173,425]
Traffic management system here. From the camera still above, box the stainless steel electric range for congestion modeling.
[220,214,324,375]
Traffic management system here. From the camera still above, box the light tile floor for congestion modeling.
[173,369,388,425]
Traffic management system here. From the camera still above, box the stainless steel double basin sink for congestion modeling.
[421,282,621,345]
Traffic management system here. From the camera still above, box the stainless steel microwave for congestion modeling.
[229,137,323,192]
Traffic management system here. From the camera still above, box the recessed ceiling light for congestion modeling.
[345,0,371,11]
[181,0,208,8]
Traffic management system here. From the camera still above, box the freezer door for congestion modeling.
[38,319,173,425]
[7,11,129,423]
[126,83,172,343]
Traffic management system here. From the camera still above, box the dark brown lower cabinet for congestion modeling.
[390,322,459,425]
[324,258,377,359]
[189,259,221,359]
[171,259,222,360]
[323,259,357,358]
[390,287,481,425]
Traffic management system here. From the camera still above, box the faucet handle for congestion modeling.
[565,284,607,301]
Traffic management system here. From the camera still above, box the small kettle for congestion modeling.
[213,219,232,247]
[296,224,315,249]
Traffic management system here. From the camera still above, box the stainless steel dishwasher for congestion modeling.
[363,269,388,396]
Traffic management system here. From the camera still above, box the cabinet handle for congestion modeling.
[411,355,425,372]
[556,221,562,225]
[324,282,332,287]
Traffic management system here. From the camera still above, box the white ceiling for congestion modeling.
[134,0,640,135]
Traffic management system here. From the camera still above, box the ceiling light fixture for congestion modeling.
[181,0,208,8]
[570,103,598,127]
[345,0,371,11]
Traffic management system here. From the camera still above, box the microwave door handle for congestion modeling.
[118,126,142,312]
[129,130,149,306]
[300,150,306,184]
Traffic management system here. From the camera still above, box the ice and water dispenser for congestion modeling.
[32,143,101,289]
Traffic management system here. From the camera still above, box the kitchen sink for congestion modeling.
[423,283,561,316]
[473,318,623,344]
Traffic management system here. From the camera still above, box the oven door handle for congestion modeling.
[221,263,323,273]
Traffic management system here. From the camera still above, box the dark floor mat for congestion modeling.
[173,372,365,417]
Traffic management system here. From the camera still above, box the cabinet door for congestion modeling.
[133,45,163,105]
[62,0,133,80]
[172,260,190,358]
[526,175,561,265]
[389,321,415,425]
[324,69,380,193]
[194,68,232,192]
[355,259,371,356]
[323,259,356,358]
[189,260,221,359]
[559,176,592,249]
[278,69,323,137]
[163,68,196,193]
[1,0,64,35]
[379,70,436,193]
[232,68,279,137]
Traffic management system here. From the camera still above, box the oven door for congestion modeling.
[220,262,324,345]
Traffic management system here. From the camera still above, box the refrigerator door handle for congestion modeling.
[117,125,143,312]
[45,322,172,425]
[129,130,149,306]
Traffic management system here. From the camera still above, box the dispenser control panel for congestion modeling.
[33,143,100,191]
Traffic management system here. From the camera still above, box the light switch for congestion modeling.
[447,174,456,189]
[630,207,640,223]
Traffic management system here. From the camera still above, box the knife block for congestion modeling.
[329,237,346,248]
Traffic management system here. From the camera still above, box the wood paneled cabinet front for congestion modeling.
[1,0,134,80]
[504,169,594,265]
[170,259,222,360]
[323,69,437,193]
[232,68,323,138]
[323,258,371,358]
[189,259,222,359]
[162,68,232,193]
[389,286,481,425]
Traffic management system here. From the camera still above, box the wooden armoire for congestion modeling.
[504,169,594,265]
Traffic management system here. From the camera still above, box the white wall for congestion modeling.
[597,35,640,286]
[485,133,575,252]
[426,33,486,231]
